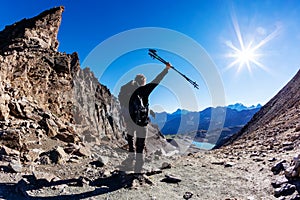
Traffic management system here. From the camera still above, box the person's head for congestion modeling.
[135,74,146,86]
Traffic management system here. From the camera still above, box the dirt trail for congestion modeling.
[1,146,291,200]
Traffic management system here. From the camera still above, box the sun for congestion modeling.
[225,10,281,74]
[236,47,255,66]
[226,41,260,73]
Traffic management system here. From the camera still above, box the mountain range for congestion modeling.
[151,103,261,144]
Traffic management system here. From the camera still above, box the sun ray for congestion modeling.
[252,26,281,51]
[231,9,245,50]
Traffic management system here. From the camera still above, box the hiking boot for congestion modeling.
[118,155,135,172]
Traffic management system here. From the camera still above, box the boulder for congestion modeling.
[274,183,296,198]
[0,145,20,156]
[49,146,68,164]
[8,159,22,173]
[32,171,57,183]
[271,160,287,175]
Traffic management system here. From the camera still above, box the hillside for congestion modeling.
[215,69,300,150]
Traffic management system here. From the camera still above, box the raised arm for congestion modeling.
[142,63,171,97]
[150,63,171,84]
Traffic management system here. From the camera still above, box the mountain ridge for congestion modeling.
[155,103,262,115]
[151,104,261,146]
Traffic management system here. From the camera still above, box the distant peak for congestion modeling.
[172,109,189,115]
[227,103,261,111]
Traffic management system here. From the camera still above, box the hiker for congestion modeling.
[118,63,171,174]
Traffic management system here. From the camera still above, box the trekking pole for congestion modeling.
[148,49,199,89]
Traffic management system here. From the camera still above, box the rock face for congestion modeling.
[0,7,123,145]
[0,7,119,164]
[215,69,300,151]
[0,7,84,156]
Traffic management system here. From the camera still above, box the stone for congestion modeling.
[224,162,235,168]
[0,145,20,156]
[0,93,10,120]
[283,142,294,147]
[63,143,79,154]
[8,159,22,173]
[160,162,172,170]
[268,157,276,162]
[8,101,25,118]
[64,143,91,157]
[75,145,91,158]
[289,193,300,200]
[98,156,109,166]
[45,119,58,137]
[271,176,289,188]
[154,149,163,156]
[295,125,300,132]
[33,171,57,183]
[49,146,68,164]
[55,132,80,143]
[78,176,90,186]
[253,157,264,162]
[38,155,51,165]
[0,130,22,150]
[90,156,109,168]
[183,191,193,199]
[211,160,225,165]
[283,145,294,151]
[68,155,80,163]
[161,174,182,183]
[274,183,296,198]
[271,160,286,175]
[25,149,41,162]
[285,166,297,178]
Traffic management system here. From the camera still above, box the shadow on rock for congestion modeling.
[90,171,135,189]
[0,171,135,200]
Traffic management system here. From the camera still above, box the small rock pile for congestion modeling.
[271,154,300,199]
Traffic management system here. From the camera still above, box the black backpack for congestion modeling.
[118,81,149,126]
[129,94,149,126]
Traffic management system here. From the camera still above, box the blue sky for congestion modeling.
[1,0,300,113]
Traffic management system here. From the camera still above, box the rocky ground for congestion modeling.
[1,142,299,200]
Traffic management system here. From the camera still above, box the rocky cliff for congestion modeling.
[0,6,125,167]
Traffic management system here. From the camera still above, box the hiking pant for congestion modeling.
[125,117,147,173]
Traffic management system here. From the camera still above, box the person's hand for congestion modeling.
[165,62,172,70]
